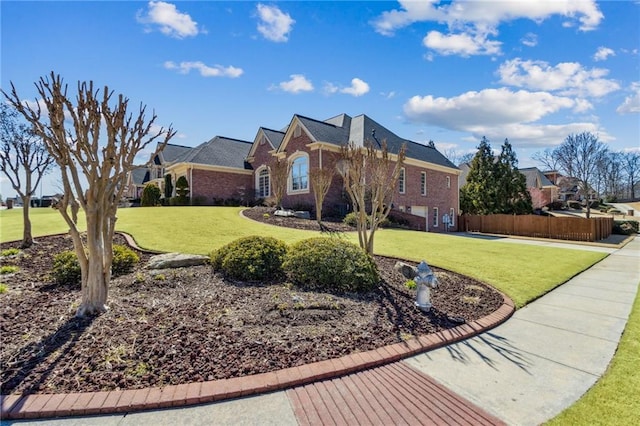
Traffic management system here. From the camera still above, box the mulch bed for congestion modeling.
[0,213,503,396]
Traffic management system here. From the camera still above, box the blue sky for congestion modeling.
[2,0,639,197]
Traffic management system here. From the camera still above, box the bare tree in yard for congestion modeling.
[622,151,640,199]
[532,147,561,172]
[4,72,175,317]
[309,167,334,227]
[270,157,290,209]
[0,103,54,248]
[339,140,406,255]
[554,132,608,218]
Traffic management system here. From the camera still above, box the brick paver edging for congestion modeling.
[0,233,516,420]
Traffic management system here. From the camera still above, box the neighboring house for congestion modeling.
[127,112,460,232]
[124,167,150,200]
[519,167,558,206]
[458,163,560,207]
[542,170,591,202]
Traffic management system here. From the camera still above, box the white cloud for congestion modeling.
[256,4,295,42]
[521,32,538,47]
[404,88,575,128]
[380,91,396,99]
[137,1,202,39]
[273,74,313,94]
[423,30,501,56]
[340,78,370,97]
[616,82,640,114]
[372,0,602,58]
[593,46,615,61]
[403,87,614,148]
[497,58,620,98]
[164,61,243,78]
[373,0,603,36]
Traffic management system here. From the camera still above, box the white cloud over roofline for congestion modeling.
[137,1,203,39]
[616,82,640,114]
[497,58,620,98]
[256,3,295,42]
[272,74,313,94]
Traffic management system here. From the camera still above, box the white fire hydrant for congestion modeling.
[415,261,438,311]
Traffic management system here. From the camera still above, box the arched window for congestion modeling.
[256,167,270,198]
[289,154,309,192]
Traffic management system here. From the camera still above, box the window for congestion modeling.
[289,154,308,192]
[399,167,406,194]
[257,168,270,198]
[446,176,451,189]
[420,172,427,196]
[449,208,455,227]
[433,207,439,227]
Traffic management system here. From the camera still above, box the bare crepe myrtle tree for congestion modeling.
[270,157,290,209]
[309,167,334,226]
[0,103,54,247]
[4,72,175,317]
[339,140,406,255]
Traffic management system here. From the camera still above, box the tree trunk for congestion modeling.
[20,195,33,248]
[75,208,111,317]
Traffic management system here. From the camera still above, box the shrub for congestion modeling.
[51,245,140,284]
[211,236,288,282]
[51,250,81,284]
[0,283,7,294]
[613,220,639,235]
[111,245,140,276]
[547,201,566,211]
[192,195,207,206]
[343,212,360,227]
[567,200,582,210]
[0,265,19,275]
[282,238,379,293]
[141,184,161,207]
[1,248,20,257]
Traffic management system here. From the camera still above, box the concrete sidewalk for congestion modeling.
[4,237,638,426]
[406,235,640,425]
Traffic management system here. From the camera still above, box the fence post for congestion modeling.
[590,218,596,242]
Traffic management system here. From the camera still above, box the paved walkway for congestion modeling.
[3,236,638,426]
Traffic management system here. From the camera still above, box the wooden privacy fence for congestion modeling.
[460,214,613,242]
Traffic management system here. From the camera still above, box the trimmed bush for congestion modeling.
[111,245,140,275]
[613,220,639,235]
[141,184,161,207]
[211,236,287,282]
[567,200,582,210]
[51,245,140,285]
[282,237,379,293]
[51,250,81,284]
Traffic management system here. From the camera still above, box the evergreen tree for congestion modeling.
[164,174,173,199]
[496,139,532,214]
[460,137,496,215]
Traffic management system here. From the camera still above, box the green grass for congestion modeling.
[0,205,632,421]
[371,228,605,307]
[0,208,85,242]
[547,284,640,426]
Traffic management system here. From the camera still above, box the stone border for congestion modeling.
[1,232,515,420]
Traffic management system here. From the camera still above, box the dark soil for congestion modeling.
[242,206,354,232]
[1,227,502,396]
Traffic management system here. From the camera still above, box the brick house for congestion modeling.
[129,113,460,232]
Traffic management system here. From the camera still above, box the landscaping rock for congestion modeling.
[146,252,209,269]
[294,211,311,219]
[274,209,295,217]
[394,261,417,280]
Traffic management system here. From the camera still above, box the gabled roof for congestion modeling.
[174,136,253,169]
[519,167,555,188]
[349,115,457,169]
[156,143,193,164]
[262,128,285,150]
[130,167,150,186]
[296,115,351,145]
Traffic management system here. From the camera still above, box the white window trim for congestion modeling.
[287,152,310,194]
[399,167,406,194]
[420,171,427,196]
[433,207,439,227]
[446,176,451,189]
[449,208,455,227]
[255,166,270,198]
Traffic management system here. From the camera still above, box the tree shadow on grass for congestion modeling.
[1,315,94,395]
